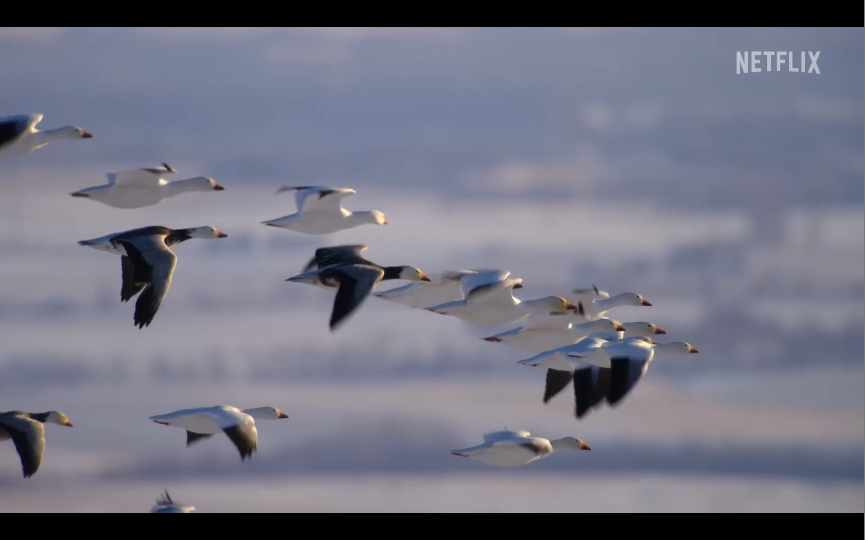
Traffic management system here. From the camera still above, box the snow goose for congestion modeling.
[451,429,590,467]
[150,406,288,461]
[585,292,652,317]
[78,225,228,328]
[373,270,479,308]
[151,491,195,513]
[480,312,627,352]
[531,291,653,327]
[70,162,225,209]
[425,270,577,326]
[518,339,698,418]
[262,186,387,235]
[590,321,666,342]
[0,113,92,157]
[286,244,431,331]
[0,411,73,478]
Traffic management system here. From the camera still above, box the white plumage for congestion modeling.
[0,113,92,157]
[70,162,225,209]
[262,186,387,234]
[451,429,591,467]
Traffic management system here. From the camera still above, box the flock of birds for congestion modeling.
[1,113,699,512]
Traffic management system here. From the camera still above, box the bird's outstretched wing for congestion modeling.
[199,408,259,461]
[328,265,384,330]
[114,235,177,329]
[0,114,40,147]
[0,413,45,478]
[482,429,531,443]
[107,163,174,186]
[572,365,612,418]
[277,186,356,214]
[312,245,370,270]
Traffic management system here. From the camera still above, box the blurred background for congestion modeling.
[0,27,862,512]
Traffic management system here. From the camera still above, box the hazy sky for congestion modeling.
[1,27,862,206]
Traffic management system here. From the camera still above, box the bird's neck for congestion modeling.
[29,412,49,423]
[652,343,686,356]
[521,299,554,313]
[35,128,71,142]
[346,210,374,224]
[164,178,205,196]
[165,229,193,245]
[241,407,272,419]
[582,320,616,333]
[594,294,631,311]
[549,438,571,451]
[382,266,403,280]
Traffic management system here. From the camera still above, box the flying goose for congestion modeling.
[78,225,228,328]
[70,162,225,209]
[373,270,479,309]
[0,410,73,478]
[451,429,590,467]
[425,270,577,325]
[151,491,196,513]
[576,292,652,319]
[530,291,653,328]
[0,113,92,157]
[518,339,699,418]
[286,244,431,331]
[150,406,289,461]
[589,321,667,342]
[262,186,387,235]
[480,312,627,352]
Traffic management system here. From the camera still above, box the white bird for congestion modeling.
[451,429,591,467]
[0,113,92,157]
[579,292,652,318]
[0,410,73,478]
[518,339,699,418]
[151,491,195,513]
[286,245,431,331]
[480,312,627,352]
[70,162,225,209]
[262,186,387,235]
[78,225,228,328]
[530,291,653,328]
[150,405,289,461]
[425,270,578,325]
[589,321,667,342]
[373,270,479,308]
